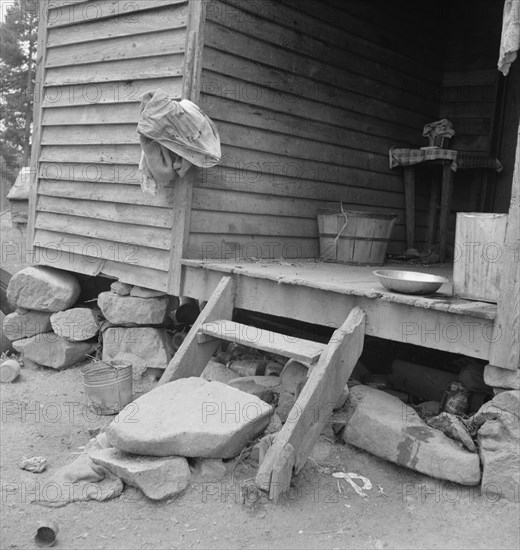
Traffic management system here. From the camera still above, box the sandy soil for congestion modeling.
[1,216,519,550]
[1,358,519,550]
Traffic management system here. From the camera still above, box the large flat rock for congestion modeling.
[3,309,52,341]
[102,327,174,372]
[7,266,80,312]
[12,333,95,369]
[107,377,272,458]
[50,308,101,341]
[341,385,481,485]
[90,448,190,500]
[484,365,520,390]
[97,292,169,325]
[477,390,520,502]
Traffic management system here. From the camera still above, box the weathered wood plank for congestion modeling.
[199,95,394,155]
[256,307,366,500]
[27,0,49,253]
[42,77,183,108]
[38,180,175,206]
[39,163,141,184]
[42,124,138,145]
[46,28,186,68]
[159,276,236,384]
[42,124,139,145]
[443,70,497,87]
[199,70,418,143]
[213,0,438,86]
[192,188,412,220]
[490,130,520,370]
[190,211,318,238]
[297,0,440,66]
[32,246,169,291]
[196,166,433,213]
[168,0,207,295]
[36,195,173,228]
[453,214,508,302]
[34,229,170,271]
[208,4,438,105]
[45,54,184,86]
[185,234,319,261]
[180,265,495,360]
[42,103,140,125]
[213,144,403,191]
[199,320,326,363]
[214,121,390,174]
[47,2,188,47]
[39,144,140,164]
[47,0,185,28]
[440,85,496,103]
[204,21,437,118]
[201,45,432,130]
[34,211,172,250]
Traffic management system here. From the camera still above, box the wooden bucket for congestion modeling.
[317,209,398,266]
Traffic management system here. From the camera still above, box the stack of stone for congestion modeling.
[97,282,176,379]
[4,266,97,369]
[88,377,272,500]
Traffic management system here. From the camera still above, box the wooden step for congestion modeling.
[198,320,326,364]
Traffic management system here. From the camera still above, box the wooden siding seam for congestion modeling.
[46,0,188,29]
[201,52,438,127]
[218,0,441,80]
[204,20,440,110]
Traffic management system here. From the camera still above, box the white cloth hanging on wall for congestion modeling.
[498,0,520,75]
[137,89,221,195]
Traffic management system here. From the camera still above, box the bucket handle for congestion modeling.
[85,355,128,371]
[319,202,349,261]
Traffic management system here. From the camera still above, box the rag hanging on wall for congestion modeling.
[137,89,221,195]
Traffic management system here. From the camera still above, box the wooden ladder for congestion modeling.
[159,275,366,502]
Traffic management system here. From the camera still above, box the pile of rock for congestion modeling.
[4,266,98,369]
[3,267,181,378]
[88,377,273,500]
[97,282,176,379]
[337,384,520,501]
[201,348,303,430]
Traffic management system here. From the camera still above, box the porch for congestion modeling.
[179,259,496,363]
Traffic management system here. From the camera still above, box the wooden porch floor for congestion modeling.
[180,259,497,362]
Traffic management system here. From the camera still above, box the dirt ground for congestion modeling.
[1,214,519,550]
[1,358,519,550]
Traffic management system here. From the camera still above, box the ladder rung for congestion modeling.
[198,320,326,364]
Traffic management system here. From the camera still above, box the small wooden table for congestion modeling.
[389,148,503,262]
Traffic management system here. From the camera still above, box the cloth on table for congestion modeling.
[137,89,221,194]
[32,435,123,508]
[498,0,520,75]
[389,147,504,173]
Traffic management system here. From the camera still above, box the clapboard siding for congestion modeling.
[45,29,186,68]
[46,0,184,28]
[439,1,502,154]
[191,0,440,259]
[42,78,183,108]
[47,4,188,47]
[30,0,189,288]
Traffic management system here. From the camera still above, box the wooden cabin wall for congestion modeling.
[439,1,503,155]
[29,0,189,291]
[439,1,503,228]
[191,0,442,260]
[494,61,520,212]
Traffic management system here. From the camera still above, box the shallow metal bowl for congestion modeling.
[372,270,449,295]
